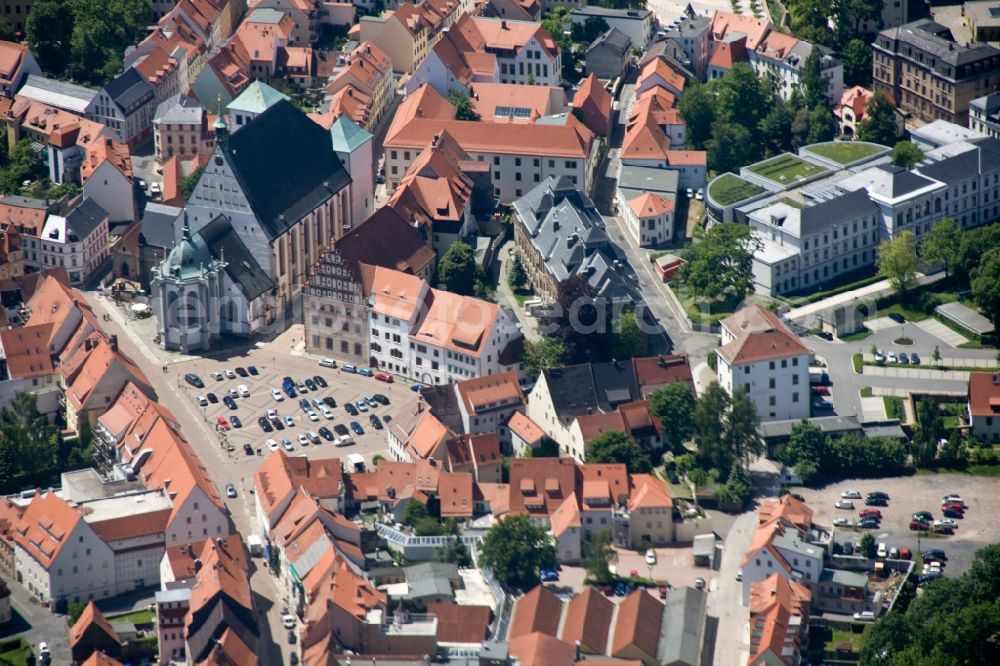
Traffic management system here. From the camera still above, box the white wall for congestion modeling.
[16,520,116,608]
[165,487,230,546]
[84,161,136,223]
[717,352,810,422]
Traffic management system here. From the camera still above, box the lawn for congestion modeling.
[777,197,805,209]
[884,396,905,420]
[807,142,887,165]
[108,608,155,625]
[853,354,863,373]
[707,173,765,206]
[872,301,930,322]
[0,639,32,666]
[746,153,828,185]
[512,289,534,308]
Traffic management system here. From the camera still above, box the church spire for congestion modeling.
[214,95,228,143]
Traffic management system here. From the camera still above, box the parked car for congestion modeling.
[223,396,237,410]
[321,406,334,419]
[235,367,248,377]
[934,518,958,528]
[899,547,912,560]
[910,353,921,365]
[859,509,882,519]
[299,398,311,412]
[942,508,964,519]
[933,524,954,535]
[237,384,250,397]
[230,416,242,428]
[694,577,705,590]
[351,421,364,435]
[910,520,930,531]
[224,369,236,379]
[284,386,296,398]
[307,411,320,422]
[874,349,886,363]
[411,383,424,392]
[216,417,230,431]
[337,434,354,446]
[370,415,383,429]
[540,568,559,582]
[258,417,273,432]
[374,372,394,383]
[355,400,368,412]
[373,394,390,405]
[297,433,310,447]
[912,511,934,522]
[318,427,334,441]
[341,364,357,374]
[842,542,854,555]
[271,388,285,401]
[184,373,204,388]
[645,549,656,565]
[305,378,318,391]
[319,358,337,368]
[345,403,359,416]
[853,611,876,622]
[857,518,880,529]
[887,352,898,363]
[206,392,218,404]
[334,424,349,436]
[888,312,905,324]
[812,385,830,396]
[695,188,704,200]
[812,398,834,411]
[248,366,259,375]
[266,439,279,452]
[835,499,855,509]
[313,375,328,388]
[210,371,223,381]
[358,368,374,377]
[307,431,320,444]
[865,497,888,507]
[281,438,294,452]
[923,549,948,561]
[877,542,887,558]
[833,517,852,527]
[225,483,237,498]
[941,495,964,506]
[323,396,337,408]
[841,490,862,499]
[867,491,889,500]
[243,443,254,455]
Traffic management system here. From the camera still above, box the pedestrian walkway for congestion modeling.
[914,318,969,347]
[866,316,897,332]
[860,395,887,421]
[785,272,945,322]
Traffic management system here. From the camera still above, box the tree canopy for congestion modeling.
[581,529,615,581]
[679,223,760,302]
[522,337,566,376]
[891,141,925,169]
[539,275,612,364]
[587,430,652,473]
[611,311,645,360]
[876,231,919,293]
[479,514,557,592]
[780,420,908,486]
[438,242,482,296]
[649,383,697,452]
[448,91,480,121]
[971,248,1000,330]
[919,218,961,276]
[0,393,73,494]
[841,39,873,87]
[856,92,899,146]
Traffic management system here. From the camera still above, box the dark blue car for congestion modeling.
[351,421,364,435]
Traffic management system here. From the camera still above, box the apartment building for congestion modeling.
[716,305,811,422]
[153,94,213,163]
[85,68,157,150]
[323,42,394,134]
[384,84,598,204]
[970,92,1000,139]
[0,41,39,98]
[468,16,562,86]
[35,199,110,286]
[873,19,1000,125]
[358,2,441,74]
[751,32,843,104]
[747,574,811,666]
[570,7,653,47]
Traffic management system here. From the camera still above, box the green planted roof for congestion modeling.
[330,116,373,153]
[227,80,290,115]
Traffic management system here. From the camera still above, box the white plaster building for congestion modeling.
[969,372,1000,444]
[716,305,811,422]
[330,116,374,231]
[34,199,110,286]
[625,192,675,247]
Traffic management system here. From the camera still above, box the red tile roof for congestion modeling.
[0,324,55,378]
[611,588,663,660]
[758,494,813,531]
[428,603,492,643]
[562,586,614,654]
[969,373,1000,417]
[508,632,576,666]
[508,457,578,517]
[710,11,772,50]
[509,584,563,639]
[508,411,544,445]
[575,73,612,137]
[70,601,120,648]
[12,492,82,567]
[718,304,809,366]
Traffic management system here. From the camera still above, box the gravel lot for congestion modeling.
[790,474,1000,576]
[173,348,418,469]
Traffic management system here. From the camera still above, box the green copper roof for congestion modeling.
[227,80,289,115]
[330,116,373,153]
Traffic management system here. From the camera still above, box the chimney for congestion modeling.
[501,20,508,29]
[193,558,202,572]
[109,334,118,352]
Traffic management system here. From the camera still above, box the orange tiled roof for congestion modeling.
[508,457,577,516]
[549,492,581,537]
[12,492,82,567]
[82,137,133,182]
[611,588,663,660]
[628,473,672,511]
[0,324,55,379]
[509,632,576,666]
[507,411,544,445]
[412,287,501,358]
[710,10,772,50]
[186,535,252,622]
[562,586,614,654]
[574,73,612,136]
[509,584,563,639]
[455,371,524,415]
[0,41,29,84]
[758,494,813,530]
[638,57,686,95]
[70,601,119,647]
[969,372,1000,417]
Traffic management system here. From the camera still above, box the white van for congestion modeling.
[337,434,354,446]
[237,384,250,397]
[319,358,337,368]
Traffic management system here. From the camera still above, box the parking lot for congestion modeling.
[173,347,418,470]
[791,474,1000,576]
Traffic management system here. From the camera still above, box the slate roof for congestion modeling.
[590,360,639,412]
[542,364,599,417]
[104,67,153,111]
[64,198,108,241]
[222,99,351,239]
[330,115,372,153]
[153,93,203,125]
[513,176,634,303]
[19,74,97,114]
[878,19,1000,67]
[198,215,275,300]
[327,206,435,282]
[657,587,707,666]
[589,27,632,57]
[842,163,941,199]
[139,203,182,249]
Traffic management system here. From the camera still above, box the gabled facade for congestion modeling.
[969,372,1000,443]
[85,68,157,150]
[0,41,40,98]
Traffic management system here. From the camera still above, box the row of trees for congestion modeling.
[679,61,838,174]
[876,219,1000,330]
[26,0,152,86]
[779,420,908,486]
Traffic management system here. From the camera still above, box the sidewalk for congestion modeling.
[861,352,999,370]
[785,272,946,322]
[496,240,541,342]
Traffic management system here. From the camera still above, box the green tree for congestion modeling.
[841,38,873,87]
[25,0,75,74]
[433,519,471,566]
[67,602,87,626]
[716,461,752,507]
[919,218,962,276]
[479,514,557,591]
[66,0,153,85]
[586,430,651,473]
[971,248,1000,330]
[414,517,445,536]
[572,16,609,43]
[371,454,385,466]
[758,101,796,156]
[649,383,697,452]
[438,241,481,296]
[508,255,527,289]
[679,223,761,302]
[678,82,716,150]
[891,140,925,169]
[860,532,876,558]
[0,392,58,492]
[448,90,480,121]
[932,345,941,364]
[876,231,919,293]
[707,121,756,174]
[0,140,45,194]
[789,0,833,45]
[611,311,645,360]
[727,387,763,468]
[782,420,827,484]
[856,92,899,146]
[692,382,730,475]
[522,337,566,376]
[180,164,205,199]
[799,51,829,108]
[539,275,612,363]
[715,63,769,149]
[403,500,429,527]
[581,529,615,581]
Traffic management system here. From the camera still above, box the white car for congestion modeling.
[833,517,852,527]
[281,438,294,452]
[853,611,876,622]
[841,490,862,499]
[267,409,278,420]
[877,542,887,558]
[941,495,964,505]
[887,352,898,363]
[224,368,236,379]
[307,410,320,422]
[282,614,296,629]
[934,518,958,528]
[645,549,656,565]
[266,438,279,452]
[271,388,284,401]
[356,400,368,412]
[922,562,942,575]
[150,182,162,196]
[319,358,337,368]
[298,433,310,447]
[195,395,208,406]
[695,188,704,201]
[237,384,250,397]
[227,388,239,399]
[835,499,855,510]
[337,434,354,446]
[210,371,224,380]
[307,430,320,443]
[321,406,334,419]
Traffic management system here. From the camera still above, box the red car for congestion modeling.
[216,416,231,431]
[374,372,394,383]
[859,509,882,519]
[933,524,954,535]
[909,520,930,531]
[942,502,965,513]
[811,385,830,396]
